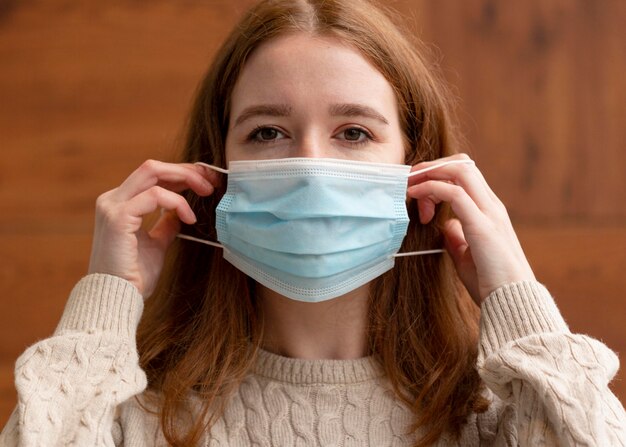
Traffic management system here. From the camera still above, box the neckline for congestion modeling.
[252,348,384,385]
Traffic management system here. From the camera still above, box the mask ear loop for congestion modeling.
[392,248,445,257]
[406,159,475,178]
[194,161,229,174]
[176,233,224,248]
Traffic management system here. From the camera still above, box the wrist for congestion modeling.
[55,273,144,339]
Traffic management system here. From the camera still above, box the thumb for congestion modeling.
[149,209,182,250]
[442,218,480,304]
[442,218,468,262]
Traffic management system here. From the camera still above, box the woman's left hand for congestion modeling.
[407,153,535,305]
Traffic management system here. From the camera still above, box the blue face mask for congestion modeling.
[178,157,473,302]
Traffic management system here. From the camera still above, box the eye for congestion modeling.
[336,127,374,145]
[247,126,286,144]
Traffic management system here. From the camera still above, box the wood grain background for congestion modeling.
[1,0,625,426]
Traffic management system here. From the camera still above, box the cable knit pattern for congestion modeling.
[478,281,626,446]
[1,274,147,447]
[1,275,625,446]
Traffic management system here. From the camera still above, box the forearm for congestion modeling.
[479,281,626,446]
[0,274,147,447]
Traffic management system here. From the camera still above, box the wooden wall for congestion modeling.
[1,0,625,426]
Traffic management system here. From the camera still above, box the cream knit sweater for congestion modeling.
[1,274,625,446]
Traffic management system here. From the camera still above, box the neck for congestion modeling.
[258,284,370,360]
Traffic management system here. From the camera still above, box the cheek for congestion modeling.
[389,127,407,165]
[224,132,243,163]
[382,104,406,164]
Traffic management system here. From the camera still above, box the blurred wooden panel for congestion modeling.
[0,1,255,230]
[518,225,626,342]
[0,234,92,358]
[404,0,626,222]
[0,364,14,429]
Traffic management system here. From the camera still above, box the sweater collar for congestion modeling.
[252,348,384,385]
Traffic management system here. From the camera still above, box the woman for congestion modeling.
[1,0,625,445]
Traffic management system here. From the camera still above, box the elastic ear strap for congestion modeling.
[195,161,229,174]
[176,233,225,249]
[392,249,445,257]
[407,159,475,177]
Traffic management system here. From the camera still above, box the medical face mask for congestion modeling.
[178,157,473,302]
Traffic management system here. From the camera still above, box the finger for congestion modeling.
[442,219,480,303]
[407,180,485,228]
[410,154,502,204]
[442,218,468,260]
[408,157,493,211]
[194,163,223,188]
[417,194,437,224]
[124,186,197,225]
[148,210,181,250]
[114,160,216,201]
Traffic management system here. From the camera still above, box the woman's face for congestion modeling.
[225,33,405,164]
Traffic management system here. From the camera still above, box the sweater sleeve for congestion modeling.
[0,274,147,447]
[478,281,626,446]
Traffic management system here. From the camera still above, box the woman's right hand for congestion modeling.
[87,160,219,297]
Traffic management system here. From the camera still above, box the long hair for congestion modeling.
[137,0,488,445]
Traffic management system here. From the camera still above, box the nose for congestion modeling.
[292,131,327,158]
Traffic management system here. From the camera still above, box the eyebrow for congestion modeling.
[329,103,389,125]
[233,104,292,128]
[232,102,389,128]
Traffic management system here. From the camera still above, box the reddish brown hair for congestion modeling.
[137,0,488,445]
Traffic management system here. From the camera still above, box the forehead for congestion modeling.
[230,33,398,115]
